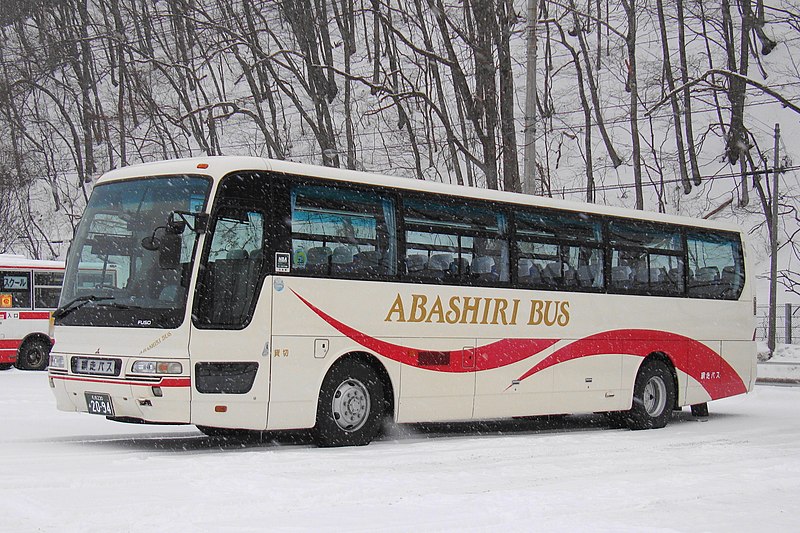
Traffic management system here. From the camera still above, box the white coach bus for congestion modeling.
[49,157,756,446]
[1,254,64,371]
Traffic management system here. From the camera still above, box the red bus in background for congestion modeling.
[0,254,64,371]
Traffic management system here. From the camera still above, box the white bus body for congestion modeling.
[49,157,756,446]
[1,254,64,370]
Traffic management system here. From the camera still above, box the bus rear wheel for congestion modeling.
[313,361,384,447]
[627,359,675,430]
[0,363,13,371]
[15,338,51,371]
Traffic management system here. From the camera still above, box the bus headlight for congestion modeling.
[132,361,183,374]
[49,354,65,369]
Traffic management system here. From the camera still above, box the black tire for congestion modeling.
[626,359,676,430]
[313,361,384,447]
[604,411,628,429]
[0,363,13,371]
[15,338,51,371]
[691,403,709,417]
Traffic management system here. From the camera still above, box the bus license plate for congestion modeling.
[85,392,114,416]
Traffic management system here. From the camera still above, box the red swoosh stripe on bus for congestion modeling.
[512,329,747,400]
[292,290,558,372]
[292,292,746,399]
[49,375,190,387]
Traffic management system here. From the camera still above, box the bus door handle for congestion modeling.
[462,346,475,370]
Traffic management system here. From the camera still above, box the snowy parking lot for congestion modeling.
[2,369,799,532]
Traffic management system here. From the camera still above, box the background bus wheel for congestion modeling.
[691,403,709,417]
[0,363,13,371]
[15,338,51,371]
[313,362,384,447]
[627,360,675,430]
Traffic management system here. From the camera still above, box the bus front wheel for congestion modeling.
[627,359,675,430]
[15,338,51,371]
[313,361,384,447]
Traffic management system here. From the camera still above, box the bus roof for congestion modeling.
[0,254,64,270]
[97,156,742,233]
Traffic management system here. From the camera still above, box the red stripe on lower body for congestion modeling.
[0,339,21,349]
[1,350,17,363]
[49,374,190,387]
[1,339,21,363]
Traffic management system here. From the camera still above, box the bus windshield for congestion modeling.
[58,175,211,328]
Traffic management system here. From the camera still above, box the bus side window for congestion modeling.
[607,220,683,297]
[34,271,64,309]
[514,209,603,291]
[687,232,744,300]
[403,198,508,285]
[290,184,397,279]
[0,270,32,309]
[195,207,265,328]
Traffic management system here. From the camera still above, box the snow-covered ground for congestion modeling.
[757,342,800,382]
[1,370,800,533]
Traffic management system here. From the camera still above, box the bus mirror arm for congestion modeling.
[141,230,164,251]
[170,210,208,234]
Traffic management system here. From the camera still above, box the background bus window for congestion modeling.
[687,232,744,300]
[403,198,508,284]
[608,220,684,296]
[515,210,603,290]
[33,271,64,309]
[0,270,31,308]
[291,185,397,278]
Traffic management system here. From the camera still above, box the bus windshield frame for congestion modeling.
[57,174,211,329]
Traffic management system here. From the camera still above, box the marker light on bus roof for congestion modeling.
[197,163,209,169]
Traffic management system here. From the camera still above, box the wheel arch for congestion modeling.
[322,351,396,421]
[18,332,53,355]
[638,351,680,409]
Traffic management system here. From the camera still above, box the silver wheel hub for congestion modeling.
[643,375,667,417]
[331,378,370,432]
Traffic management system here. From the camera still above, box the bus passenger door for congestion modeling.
[188,198,272,430]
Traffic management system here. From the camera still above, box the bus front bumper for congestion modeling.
[49,371,191,424]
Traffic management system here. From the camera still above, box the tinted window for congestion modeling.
[290,184,397,278]
[403,198,508,284]
[608,221,681,250]
[194,207,265,328]
[0,270,31,308]
[608,220,683,296]
[687,232,744,300]
[515,210,603,290]
[33,271,63,309]
[517,210,602,243]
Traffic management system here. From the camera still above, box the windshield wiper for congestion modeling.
[53,295,115,320]
[94,301,144,311]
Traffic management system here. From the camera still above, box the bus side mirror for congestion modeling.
[159,233,182,270]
